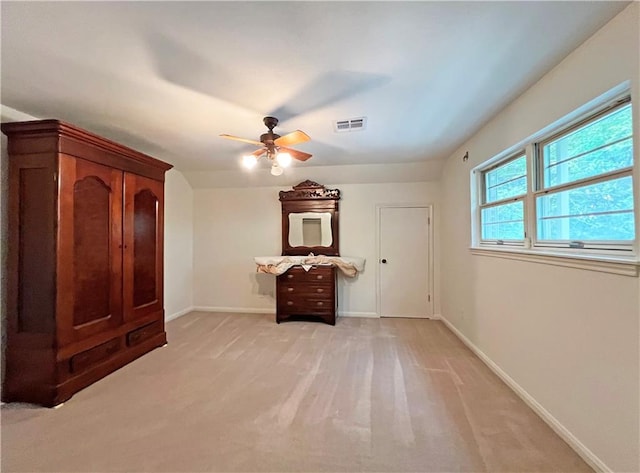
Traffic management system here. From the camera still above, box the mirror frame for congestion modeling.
[279,180,340,256]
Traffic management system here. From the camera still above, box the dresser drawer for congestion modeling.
[278,282,333,297]
[278,294,335,312]
[278,265,334,283]
[279,298,334,314]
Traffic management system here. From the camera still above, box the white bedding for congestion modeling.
[254,255,365,277]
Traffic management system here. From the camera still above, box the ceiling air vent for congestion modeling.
[334,117,367,133]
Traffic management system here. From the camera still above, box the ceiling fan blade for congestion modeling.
[279,146,312,162]
[269,71,391,122]
[251,148,266,157]
[219,134,263,146]
[274,130,310,147]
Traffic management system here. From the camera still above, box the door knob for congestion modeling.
[381,259,387,264]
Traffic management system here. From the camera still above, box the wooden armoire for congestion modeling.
[2,120,172,407]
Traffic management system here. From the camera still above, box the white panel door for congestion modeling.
[379,206,431,318]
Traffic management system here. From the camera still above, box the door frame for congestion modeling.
[375,203,434,318]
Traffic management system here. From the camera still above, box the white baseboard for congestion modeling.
[339,311,378,318]
[438,314,611,473]
[191,307,380,318]
[165,306,195,322]
[192,306,276,315]
[339,313,442,319]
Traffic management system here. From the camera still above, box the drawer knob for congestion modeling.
[317,288,324,293]
[287,274,294,279]
[317,301,324,306]
[287,287,294,292]
[316,275,323,280]
[287,301,293,306]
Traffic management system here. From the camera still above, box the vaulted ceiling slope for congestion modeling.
[0,1,629,172]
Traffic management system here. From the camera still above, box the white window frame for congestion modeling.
[532,97,633,251]
[470,86,639,275]
[478,152,528,247]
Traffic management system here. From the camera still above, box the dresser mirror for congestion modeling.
[279,180,340,256]
[288,212,333,247]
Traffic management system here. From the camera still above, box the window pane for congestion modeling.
[481,201,524,240]
[536,176,635,241]
[543,104,632,188]
[484,155,527,203]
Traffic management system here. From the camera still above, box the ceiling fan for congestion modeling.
[220,117,312,175]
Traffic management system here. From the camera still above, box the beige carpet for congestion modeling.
[2,312,591,472]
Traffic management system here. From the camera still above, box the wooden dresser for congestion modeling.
[2,120,172,407]
[276,181,340,325]
[276,265,337,325]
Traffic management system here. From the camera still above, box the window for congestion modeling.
[475,94,635,254]
[535,101,634,248]
[480,154,527,243]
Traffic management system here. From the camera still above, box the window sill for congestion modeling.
[469,246,639,277]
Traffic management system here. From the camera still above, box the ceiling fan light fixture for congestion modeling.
[270,163,284,176]
[221,116,312,175]
[242,154,258,169]
[276,152,292,168]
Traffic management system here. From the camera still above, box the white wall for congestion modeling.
[193,181,440,316]
[163,169,194,320]
[440,4,639,472]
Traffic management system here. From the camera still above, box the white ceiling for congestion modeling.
[1,1,629,173]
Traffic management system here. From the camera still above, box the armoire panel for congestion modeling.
[133,189,158,308]
[57,155,124,342]
[17,166,56,333]
[124,172,164,321]
[73,176,113,326]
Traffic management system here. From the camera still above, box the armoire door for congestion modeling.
[123,173,164,321]
[57,156,124,344]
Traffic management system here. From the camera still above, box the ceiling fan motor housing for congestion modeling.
[263,116,279,130]
[260,132,280,144]
[261,116,280,148]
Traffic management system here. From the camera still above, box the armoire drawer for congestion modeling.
[127,321,163,347]
[70,338,120,373]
